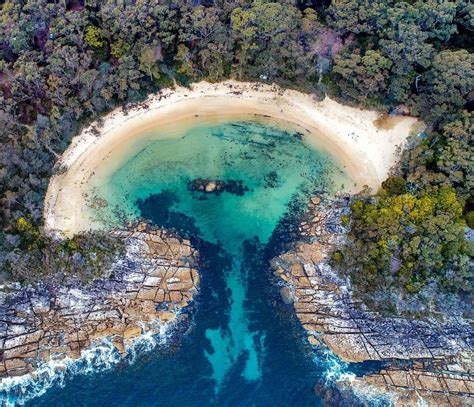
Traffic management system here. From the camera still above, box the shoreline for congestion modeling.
[272,197,473,406]
[44,80,421,236]
[0,227,200,388]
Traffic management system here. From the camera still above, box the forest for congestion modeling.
[0,0,472,316]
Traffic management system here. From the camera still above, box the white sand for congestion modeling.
[44,80,421,236]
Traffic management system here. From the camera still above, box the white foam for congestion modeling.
[0,321,175,406]
[315,347,395,406]
[317,347,355,385]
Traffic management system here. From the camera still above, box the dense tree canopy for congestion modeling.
[335,185,471,316]
[325,0,473,316]
[332,49,392,107]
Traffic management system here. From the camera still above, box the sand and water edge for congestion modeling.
[44,80,421,236]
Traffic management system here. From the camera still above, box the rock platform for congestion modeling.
[0,227,199,379]
[272,198,473,405]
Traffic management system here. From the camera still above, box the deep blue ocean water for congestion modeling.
[2,119,388,406]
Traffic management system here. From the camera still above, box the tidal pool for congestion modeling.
[26,118,356,406]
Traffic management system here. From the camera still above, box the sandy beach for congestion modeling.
[44,80,421,236]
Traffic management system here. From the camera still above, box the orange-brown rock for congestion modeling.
[0,228,199,380]
[272,197,473,406]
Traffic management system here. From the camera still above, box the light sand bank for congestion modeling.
[44,80,421,236]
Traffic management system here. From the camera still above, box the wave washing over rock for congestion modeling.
[0,226,199,404]
[272,197,474,405]
[0,331,168,406]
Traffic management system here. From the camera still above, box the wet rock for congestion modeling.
[188,178,249,196]
[272,197,474,406]
[311,196,321,206]
[280,286,295,304]
[308,335,320,346]
[0,228,199,380]
[91,197,108,208]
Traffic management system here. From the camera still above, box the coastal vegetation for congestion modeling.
[0,0,472,316]
[326,1,473,316]
[11,216,124,283]
[334,185,470,316]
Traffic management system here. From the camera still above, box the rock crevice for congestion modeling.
[0,227,199,379]
[272,198,473,405]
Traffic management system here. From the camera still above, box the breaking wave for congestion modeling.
[313,345,394,406]
[0,322,174,406]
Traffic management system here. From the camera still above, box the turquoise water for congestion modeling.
[91,119,346,248]
[91,119,346,394]
[13,118,371,405]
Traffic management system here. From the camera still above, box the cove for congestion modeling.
[29,119,351,405]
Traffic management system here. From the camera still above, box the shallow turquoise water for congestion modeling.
[92,119,347,249]
[91,119,346,394]
[11,118,372,406]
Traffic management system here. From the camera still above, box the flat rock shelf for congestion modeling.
[272,197,474,405]
[0,227,199,379]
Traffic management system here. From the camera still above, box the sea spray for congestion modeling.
[0,320,176,406]
[313,346,395,406]
[316,346,354,385]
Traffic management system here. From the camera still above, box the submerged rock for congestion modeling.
[0,227,199,379]
[272,197,474,406]
[188,178,249,196]
[263,171,279,188]
[279,286,295,304]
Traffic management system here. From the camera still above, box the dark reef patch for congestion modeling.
[187,178,249,196]
[136,190,201,238]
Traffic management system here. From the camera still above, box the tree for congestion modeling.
[230,0,311,83]
[381,176,407,196]
[111,39,130,59]
[416,0,458,42]
[178,5,232,81]
[174,44,198,78]
[379,2,434,74]
[138,45,161,80]
[332,49,392,106]
[418,50,474,124]
[436,114,474,199]
[325,0,389,35]
[337,187,470,314]
[84,26,105,48]
[456,1,474,33]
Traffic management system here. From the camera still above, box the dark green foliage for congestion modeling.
[332,48,392,108]
[400,113,473,200]
[325,0,473,123]
[3,217,124,284]
[466,212,474,229]
[230,0,315,84]
[418,50,474,124]
[381,176,407,196]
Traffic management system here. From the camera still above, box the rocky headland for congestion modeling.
[0,226,199,379]
[272,197,473,405]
